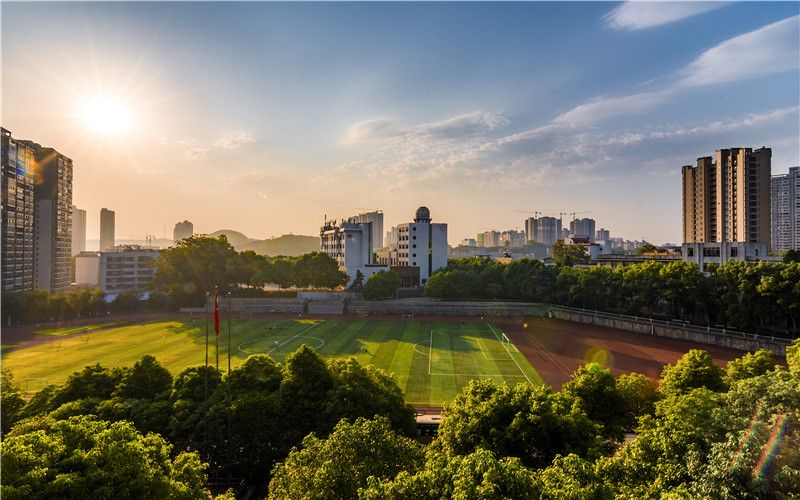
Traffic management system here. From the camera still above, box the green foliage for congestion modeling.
[616,372,659,430]
[360,448,540,499]
[659,349,726,395]
[348,269,365,294]
[363,270,401,300]
[1,369,26,437]
[537,454,614,500]
[787,339,800,378]
[291,252,347,289]
[562,363,626,442]
[552,240,589,267]
[268,417,425,500]
[1,415,207,499]
[725,350,776,384]
[110,289,143,312]
[436,380,600,469]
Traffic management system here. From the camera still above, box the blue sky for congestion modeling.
[3,1,798,245]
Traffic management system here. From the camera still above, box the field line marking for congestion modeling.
[475,338,507,361]
[525,332,573,378]
[428,329,433,375]
[487,324,532,385]
[238,321,322,354]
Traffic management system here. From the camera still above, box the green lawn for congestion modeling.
[2,318,543,406]
[32,321,121,336]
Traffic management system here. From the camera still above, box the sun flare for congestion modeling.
[79,96,133,136]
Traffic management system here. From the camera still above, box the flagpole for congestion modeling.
[215,288,219,373]
[204,291,209,446]
[227,291,232,483]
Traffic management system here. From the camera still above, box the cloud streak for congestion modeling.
[678,15,800,87]
[603,2,726,30]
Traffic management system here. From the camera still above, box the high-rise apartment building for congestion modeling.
[394,207,447,286]
[1,128,36,292]
[682,147,771,245]
[570,218,596,242]
[32,146,73,292]
[173,220,194,242]
[771,166,800,252]
[72,205,86,255]
[525,216,562,246]
[348,210,384,248]
[100,208,115,251]
[596,228,610,242]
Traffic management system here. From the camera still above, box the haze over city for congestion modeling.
[3,1,798,244]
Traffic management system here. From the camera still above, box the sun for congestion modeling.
[78,95,133,136]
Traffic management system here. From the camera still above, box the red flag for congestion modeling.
[213,292,220,337]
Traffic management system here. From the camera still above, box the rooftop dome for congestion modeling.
[414,206,431,223]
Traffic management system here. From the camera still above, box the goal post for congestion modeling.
[401,314,414,322]
[501,332,517,353]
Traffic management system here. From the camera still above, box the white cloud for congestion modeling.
[603,2,726,31]
[183,148,209,160]
[342,111,509,146]
[553,90,673,126]
[216,131,257,149]
[678,15,800,87]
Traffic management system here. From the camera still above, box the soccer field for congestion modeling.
[2,318,544,406]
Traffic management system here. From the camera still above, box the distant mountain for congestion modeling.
[88,231,320,256]
[242,234,320,257]
[208,229,255,249]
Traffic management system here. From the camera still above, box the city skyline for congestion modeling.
[3,2,798,244]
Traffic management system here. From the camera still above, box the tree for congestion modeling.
[110,289,143,312]
[268,417,425,500]
[1,415,207,499]
[436,381,600,469]
[616,372,659,430]
[552,240,589,267]
[1,369,26,437]
[152,234,238,308]
[292,252,346,290]
[724,350,775,384]
[562,363,626,442]
[360,448,540,500]
[348,269,365,294]
[659,349,726,395]
[363,270,401,300]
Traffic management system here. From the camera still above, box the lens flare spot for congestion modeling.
[184,282,197,294]
[523,323,528,328]
[584,347,613,368]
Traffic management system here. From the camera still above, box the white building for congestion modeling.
[320,219,387,286]
[348,210,384,248]
[72,205,86,255]
[74,251,100,287]
[98,245,159,293]
[682,242,774,272]
[394,206,448,287]
[771,166,800,253]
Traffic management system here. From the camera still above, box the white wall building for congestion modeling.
[98,245,159,293]
[682,241,774,272]
[74,251,100,287]
[348,210,384,248]
[394,206,447,286]
[320,220,387,286]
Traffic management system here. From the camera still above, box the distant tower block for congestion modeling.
[100,208,115,251]
[173,220,194,242]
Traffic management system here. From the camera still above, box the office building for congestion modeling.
[32,146,73,293]
[1,128,36,292]
[682,147,771,246]
[771,166,800,253]
[98,245,159,293]
[173,220,194,242]
[100,208,115,250]
[348,210,384,248]
[72,205,86,255]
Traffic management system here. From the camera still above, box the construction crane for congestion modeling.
[569,210,592,221]
[514,210,541,218]
[354,208,383,213]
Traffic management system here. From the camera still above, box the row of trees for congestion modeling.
[1,346,416,496]
[153,235,348,308]
[3,340,798,498]
[0,288,167,326]
[425,258,800,336]
[268,342,800,499]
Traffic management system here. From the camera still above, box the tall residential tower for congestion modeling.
[682,147,771,245]
[771,166,800,252]
[100,208,115,251]
[1,128,36,292]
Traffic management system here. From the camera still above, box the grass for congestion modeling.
[2,318,543,406]
[32,322,122,336]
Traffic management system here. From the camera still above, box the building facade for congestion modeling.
[348,210,384,248]
[570,218,596,242]
[173,220,194,242]
[1,128,36,292]
[98,246,159,293]
[74,251,100,287]
[32,147,73,293]
[394,207,447,286]
[320,219,386,286]
[525,216,562,246]
[682,147,772,246]
[72,205,86,255]
[100,208,115,251]
[771,166,800,253]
